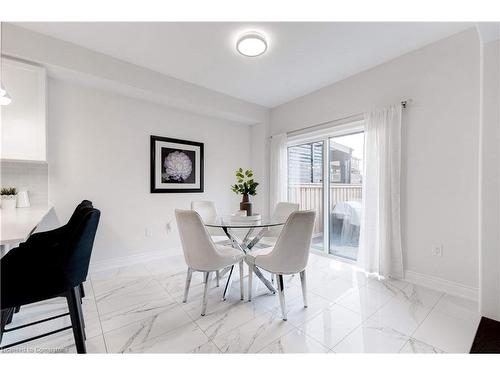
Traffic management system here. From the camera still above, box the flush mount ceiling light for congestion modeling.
[236,32,268,57]
[0,82,11,106]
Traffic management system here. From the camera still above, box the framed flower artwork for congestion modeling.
[150,135,204,193]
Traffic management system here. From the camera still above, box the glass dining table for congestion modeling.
[204,216,286,300]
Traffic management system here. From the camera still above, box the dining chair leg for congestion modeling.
[66,286,86,354]
[201,272,211,316]
[79,283,86,299]
[300,270,308,308]
[276,274,287,321]
[75,286,86,340]
[248,265,253,302]
[222,265,234,301]
[183,267,193,303]
[239,261,244,300]
[216,270,220,287]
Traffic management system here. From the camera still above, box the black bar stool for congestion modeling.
[0,201,100,353]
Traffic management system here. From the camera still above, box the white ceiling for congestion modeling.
[15,22,472,107]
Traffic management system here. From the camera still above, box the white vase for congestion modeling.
[1,196,17,210]
[16,189,31,208]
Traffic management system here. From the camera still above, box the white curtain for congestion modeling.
[357,104,404,279]
[270,133,288,213]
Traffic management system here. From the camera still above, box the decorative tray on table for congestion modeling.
[230,214,262,222]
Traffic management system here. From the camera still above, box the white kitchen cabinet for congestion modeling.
[1,57,47,162]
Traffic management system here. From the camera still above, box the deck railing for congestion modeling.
[288,183,362,234]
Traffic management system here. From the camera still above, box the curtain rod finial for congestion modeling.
[401,99,412,109]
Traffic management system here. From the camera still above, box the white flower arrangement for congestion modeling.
[164,151,192,181]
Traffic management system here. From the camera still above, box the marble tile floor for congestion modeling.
[1,252,481,354]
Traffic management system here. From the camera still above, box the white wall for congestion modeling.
[48,79,252,262]
[2,23,268,126]
[250,120,271,216]
[479,39,500,319]
[271,28,481,292]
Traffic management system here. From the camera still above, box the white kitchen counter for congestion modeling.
[0,206,52,246]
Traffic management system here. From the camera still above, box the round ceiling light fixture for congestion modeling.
[236,31,268,57]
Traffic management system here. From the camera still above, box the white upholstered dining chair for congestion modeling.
[263,202,300,240]
[273,202,300,219]
[175,209,245,316]
[245,210,316,321]
[259,202,300,258]
[190,201,221,236]
[190,200,229,285]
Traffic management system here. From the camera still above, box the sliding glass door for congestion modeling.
[328,132,364,260]
[287,124,364,260]
[287,141,324,251]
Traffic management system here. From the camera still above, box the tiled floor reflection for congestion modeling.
[1,252,480,353]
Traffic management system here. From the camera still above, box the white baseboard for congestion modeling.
[90,248,181,273]
[404,270,478,301]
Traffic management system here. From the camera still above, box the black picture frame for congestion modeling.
[150,135,204,193]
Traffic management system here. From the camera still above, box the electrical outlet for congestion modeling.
[432,245,443,257]
[145,228,153,237]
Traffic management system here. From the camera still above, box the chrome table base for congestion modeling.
[221,227,277,300]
